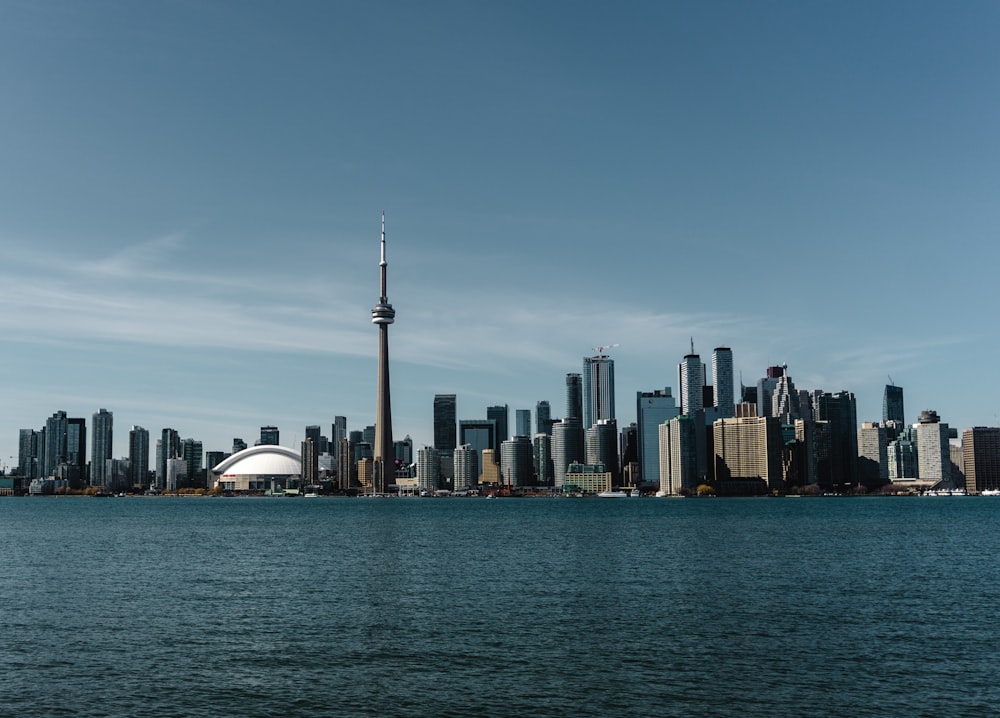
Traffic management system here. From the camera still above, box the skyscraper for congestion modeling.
[536,400,552,435]
[91,409,113,488]
[583,354,615,430]
[459,419,497,479]
[416,446,440,492]
[157,428,180,490]
[487,405,509,445]
[712,347,735,419]
[858,422,888,488]
[18,429,39,480]
[128,426,149,489]
[500,436,534,488]
[816,391,859,490]
[679,349,705,416]
[371,212,396,493]
[453,444,478,491]
[552,417,584,489]
[565,373,583,421]
[515,409,532,438]
[259,426,279,446]
[883,384,905,424]
[636,388,680,487]
[586,419,619,484]
[433,394,457,452]
[962,427,1000,493]
[332,416,347,460]
[916,410,952,486]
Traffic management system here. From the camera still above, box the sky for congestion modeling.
[2,0,999,467]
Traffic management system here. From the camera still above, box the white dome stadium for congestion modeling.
[211,445,301,492]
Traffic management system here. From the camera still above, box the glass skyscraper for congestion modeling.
[433,394,457,452]
[583,355,615,430]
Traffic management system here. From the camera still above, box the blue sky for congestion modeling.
[2,0,999,466]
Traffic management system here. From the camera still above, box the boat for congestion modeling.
[982,488,1000,496]
[629,489,641,498]
[303,492,319,498]
[598,490,628,498]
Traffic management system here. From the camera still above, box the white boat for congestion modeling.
[629,489,641,498]
[982,488,1000,496]
[598,490,628,498]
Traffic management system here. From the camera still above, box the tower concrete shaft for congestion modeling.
[371,212,395,492]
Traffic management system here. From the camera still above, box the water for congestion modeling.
[3,496,998,717]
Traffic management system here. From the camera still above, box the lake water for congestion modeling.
[2,496,998,717]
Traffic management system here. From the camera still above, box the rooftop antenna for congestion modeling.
[888,374,895,386]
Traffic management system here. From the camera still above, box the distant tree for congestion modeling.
[696,484,715,496]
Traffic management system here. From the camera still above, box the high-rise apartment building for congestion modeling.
[453,444,478,491]
[962,427,1000,493]
[157,428,180,489]
[416,446,440,492]
[18,429,38,480]
[586,419,619,484]
[636,388,680,487]
[858,422,888,488]
[658,415,698,496]
[129,426,149,488]
[583,354,615,430]
[500,436,534,488]
[91,409,113,488]
[301,438,319,486]
[433,395,457,452]
[712,347,735,419]
[533,433,553,487]
[552,417,584,489]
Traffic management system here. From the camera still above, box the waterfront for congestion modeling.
[3,496,998,717]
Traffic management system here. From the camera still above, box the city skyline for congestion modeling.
[3,2,1000,464]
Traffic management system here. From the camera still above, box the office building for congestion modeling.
[332,416,347,460]
[883,384,905,425]
[583,353,615,430]
[487,405,509,445]
[459,419,497,479]
[816,391,859,490]
[18,429,39,480]
[181,438,203,489]
[258,426,279,446]
[371,212,396,493]
[636,388,680,487]
[962,427,1000,493]
[480,448,501,485]
[772,374,800,424]
[515,409,532,438]
[756,365,786,418]
[679,350,705,416]
[565,373,583,421]
[536,400,552,436]
[128,426,149,488]
[232,437,247,454]
[433,394,457,452]
[712,347,735,419]
[564,462,611,494]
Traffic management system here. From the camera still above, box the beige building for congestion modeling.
[713,416,784,493]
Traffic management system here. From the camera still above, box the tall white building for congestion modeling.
[453,444,478,491]
[416,446,440,492]
[916,410,952,485]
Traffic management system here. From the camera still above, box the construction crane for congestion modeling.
[592,343,620,355]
